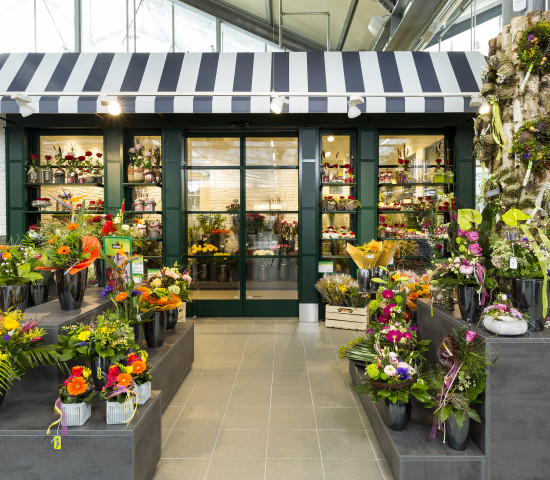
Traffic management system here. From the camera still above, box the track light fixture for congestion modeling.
[11,93,35,117]
[469,94,483,107]
[100,95,121,115]
[347,95,364,119]
[270,95,288,114]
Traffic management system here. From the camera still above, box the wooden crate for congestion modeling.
[325,305,368,330]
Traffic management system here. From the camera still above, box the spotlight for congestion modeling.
[327,136,335,142]
[469,95,483,107]
[100,95,121,115]
[270,95,288,114]
[478,102,491,115]
[11,93,35,117]
[325,152,332,158]
[368,15,388,37]
[348,95,364,119]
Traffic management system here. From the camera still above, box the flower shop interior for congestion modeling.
[0,1,549,480]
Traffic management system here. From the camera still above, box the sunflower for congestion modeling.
[57,246,71,255]
[116,373,133,387]
[67,376,88,396]
[115,292,128,301]
[1,252,11,260]
[66,223,79,231]
[131,360,147,374]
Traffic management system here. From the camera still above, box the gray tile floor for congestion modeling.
[154,317,395,480]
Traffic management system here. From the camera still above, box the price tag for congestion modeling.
[53,436,61,450]
[510,257,518,269]
[97,367,102,379]
[365,254,375,259]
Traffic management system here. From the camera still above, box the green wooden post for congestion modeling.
[104,129,124,215]
[298,127,320,320]
[357,128,378,244]
[162,128,183,267]
[6,126,27,240]
[455,126,475,209]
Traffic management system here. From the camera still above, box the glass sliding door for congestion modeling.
[185,134,299,316]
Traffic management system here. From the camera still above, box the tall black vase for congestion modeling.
[382,399,411,431]
[93,258,106,288]
[28,281,49,307]
[55,269,88,311]
[457,285,480,323]
[143,311,166,348]
[0,284,29,312]
[511,278,548,332]
[91,356,110,392]
[166,308,178,330]
[444,413,470,451]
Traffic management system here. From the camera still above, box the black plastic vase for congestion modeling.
[457,286,480,324]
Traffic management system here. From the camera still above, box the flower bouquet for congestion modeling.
[348,240,382,270]
[146,264,193,303]
[481,293,528,336]
[0,310,60,402]
[315,274,368,308]
[50,366,97,432]
[100,364,138,425]
[126,350,152,405]
[137,286,182,312]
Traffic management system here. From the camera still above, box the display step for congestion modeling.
[0,390,161,480]
[349,362,485,480]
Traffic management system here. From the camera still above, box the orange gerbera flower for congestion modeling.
[115,292,128,301]
[409,292,419,300]
[48,235,59,244]
[66,376,88,396]
[132,360,147,374]
[57,246,71,255]
[1,252,11,260]
[117,373,133,387]
[66,223,79,231]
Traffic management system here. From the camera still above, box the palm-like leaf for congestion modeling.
[11,344,62,376]
[0,360,16,391]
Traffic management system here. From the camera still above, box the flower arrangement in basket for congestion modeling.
[100,364,138,425]
[145,263,193,303]
[137,285,182,312]
[481,293,528,336]
[0,311,60,398]
[320,196,338,211]
[314,274,368,308]
[48,366,97,435]
[126,350,152,405]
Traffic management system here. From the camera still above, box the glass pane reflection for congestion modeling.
[245,170,298,211]
[189,258,240,300]
[187,214,239,254]
[245,213,298,254]
[187,170,240,211]
[246,137,298,166]
[187,138,240,166]
[245,258,298,300]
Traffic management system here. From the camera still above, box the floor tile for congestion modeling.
[186,388,232,407]
[272,373,310,389]
[318,429,377,458]
[309,372,350,389]
[273,361,308,373]
[234,373,273,389]
[323,459,384,480]
[273,350,306,362]
[162,429,219,459]
[239,360,275,373]
[167,387,193,407]
[173,406,226,430]
[265,459,324,480]
[379,459,396,480]
[212,429,268,458]
[152,459,210,480]
[229,388,272,406]
[305,349,339,362]
[195,373,237,388]
[307,361,344,374]
[222,406,270,429]
[367,431,386,458]
[267,429,320,458]
[311,388,357,408]
[315,407,365,430]
[206,361,242,374]
[271,388,313,407]
[205,459,265,480]
[269,407,317,430]
[162,406,183,430]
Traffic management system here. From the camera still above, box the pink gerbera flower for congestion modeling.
[381,290,395,299]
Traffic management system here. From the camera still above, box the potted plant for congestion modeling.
[26,153,40,183]
[126,350,152,405]
[36,205,102,310]
[143,151,155,183]
[0,310,60,407]
[42,154,53,183]
[128,142,145,182]
[54,366,97,429]
[320,196,338,211]
[481,293,528,335]
[419,327,495,451]
[57,313,137,391]
[100,364,137,425]
[0,244,43,312]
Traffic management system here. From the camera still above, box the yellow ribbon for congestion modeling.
[520,225,548,318]
[46,399,63,436]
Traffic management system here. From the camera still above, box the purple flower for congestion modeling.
[378,313,389,323]
[528,33,534,41]
[468,243,483,256]
[3,334,10,341]
[397,367,409,380]
[525,152,530,160]
[457,229,467,237]
[466,231,479,241]
[383,303,396,314]
[366,328,374,335]
[131,290,141,297]
[409,326,418,331]
[101,286,113,298]
[76,342,87,346]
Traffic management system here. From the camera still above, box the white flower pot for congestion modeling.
[61,402,91,427]
[482,315,528,336]
[106,397,136,424]
[135,382,151,405]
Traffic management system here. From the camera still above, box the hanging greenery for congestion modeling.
[512,116,550,174]
[517,20,550,75]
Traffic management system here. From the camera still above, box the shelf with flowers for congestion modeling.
[0,310,61,408]
[127,141,162,185]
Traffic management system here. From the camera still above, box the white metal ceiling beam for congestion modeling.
[336,0,359,51]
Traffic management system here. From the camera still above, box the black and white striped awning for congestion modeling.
[0,51,485,115]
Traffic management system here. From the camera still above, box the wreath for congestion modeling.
[512,117,550,173]
[517,20,550,75]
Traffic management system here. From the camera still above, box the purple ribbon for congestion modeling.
[55,397,68,436]
[476,263,489,306]
[429,365,460,439]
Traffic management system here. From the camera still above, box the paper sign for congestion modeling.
[510,257,518,269]
[318,261,334,273]
[132,256,144,275]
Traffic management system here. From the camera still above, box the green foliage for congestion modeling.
[512,117,550,173]
[517,21,550,75]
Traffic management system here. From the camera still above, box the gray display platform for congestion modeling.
[0,391,161,480]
